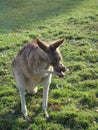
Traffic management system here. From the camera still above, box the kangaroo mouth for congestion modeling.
[54,67,65,78]
[53,65,69,78]
[54,71,65,78]
[45,66,68,78]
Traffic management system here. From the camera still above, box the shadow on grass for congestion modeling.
[0,91,90,130]
[0,97,41,130]
[0,0,83,32]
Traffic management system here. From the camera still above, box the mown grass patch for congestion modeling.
[0,0,98,129]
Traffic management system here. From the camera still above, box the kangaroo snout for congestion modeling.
[59,64,66,72]
[54,64,66,72]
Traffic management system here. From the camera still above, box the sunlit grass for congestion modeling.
[0,0,98,129]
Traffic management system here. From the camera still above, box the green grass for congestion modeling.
[0,0,98,129]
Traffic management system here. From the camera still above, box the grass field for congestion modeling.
[0,0,98,129]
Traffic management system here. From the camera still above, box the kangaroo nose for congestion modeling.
[60,66,66,72]
[59,64,66,72]
[53,64,65,72]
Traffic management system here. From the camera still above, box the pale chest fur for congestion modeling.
[23,63,53,89]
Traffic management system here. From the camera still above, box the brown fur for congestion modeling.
[13,40,49,78]
[12,38,65,120]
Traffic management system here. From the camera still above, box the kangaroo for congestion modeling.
[12,38,67,121]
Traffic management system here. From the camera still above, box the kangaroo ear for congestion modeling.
[51,39,64,50]
[36,38,49,53]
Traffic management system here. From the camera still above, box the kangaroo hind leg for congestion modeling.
[13,69,30,121]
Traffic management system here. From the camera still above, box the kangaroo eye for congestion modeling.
[50,56,60,66]
[54,56,58,61]
[58,55,61,61]
[55,55,61,61]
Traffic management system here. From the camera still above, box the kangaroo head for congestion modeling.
[37,38,66,77]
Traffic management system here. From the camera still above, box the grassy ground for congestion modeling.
[0,0,98,129]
